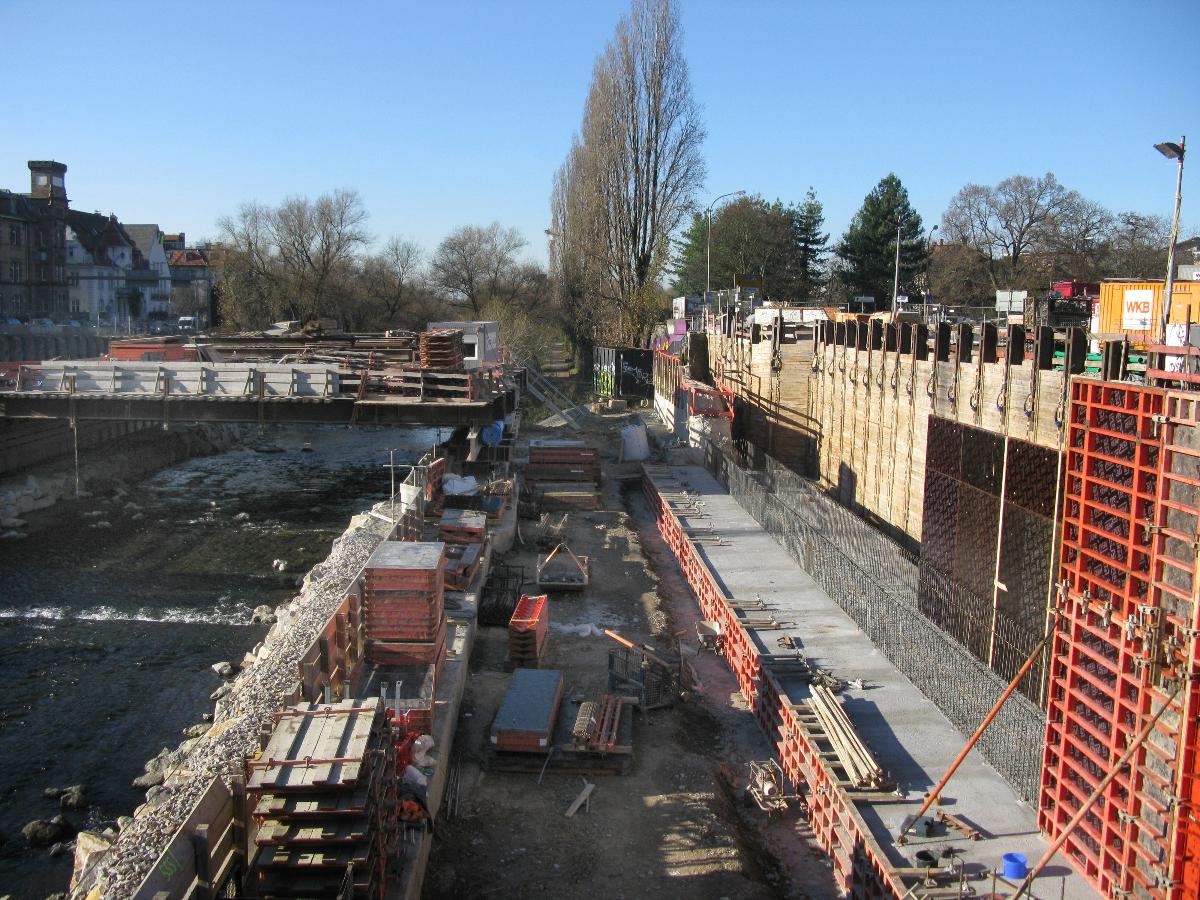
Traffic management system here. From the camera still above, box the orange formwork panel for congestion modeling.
[1043,379,1200,900]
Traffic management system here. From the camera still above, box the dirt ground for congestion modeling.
[422,416,839,900]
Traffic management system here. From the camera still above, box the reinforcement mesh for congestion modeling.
[702,443,1046,801]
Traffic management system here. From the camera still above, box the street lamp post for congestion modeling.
[706,190,746,295]
[891,213,903,317]
[1155,137,1186,344]
[923,224,938,323]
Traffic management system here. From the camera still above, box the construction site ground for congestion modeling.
[422,413,838,900]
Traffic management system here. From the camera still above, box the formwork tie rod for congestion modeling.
[898,628,1052,842]
[1012,681,1184,899]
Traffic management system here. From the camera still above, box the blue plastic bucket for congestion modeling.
[1001,852,1029,879]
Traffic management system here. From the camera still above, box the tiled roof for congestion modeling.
[123,224,162,260]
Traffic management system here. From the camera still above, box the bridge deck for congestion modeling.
[0,362,512,426]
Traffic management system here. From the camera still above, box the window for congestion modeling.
[38,263,48,282]
[9,225,20,247]
[35,230,44,248]
[10,261,21,282]
[34,174,48,186]
[69,272,80,286]
[463,337,479,360]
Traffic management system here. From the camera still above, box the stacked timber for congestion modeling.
[418,329,464,369]
[508,593,549,668]
[807,684,887,789]
[246,698,398,900]
[526,440,601,510]
[361,542,447,673]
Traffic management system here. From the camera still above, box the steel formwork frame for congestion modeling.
[642,467,899,898]
[1044,380,1200,900]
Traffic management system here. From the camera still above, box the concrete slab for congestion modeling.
[365,541,445,571]
[654,464,1099,899]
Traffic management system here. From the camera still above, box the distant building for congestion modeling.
[65,211,139,323]
[123,225,173,317]
[168,244,223,327]
[0,161,71,319]
[162,232,185,252]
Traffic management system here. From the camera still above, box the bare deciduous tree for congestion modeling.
[217,189,369,328]
[430,223,527,316]
[361,237,424,326]
[941,173,1074,290]
[1106,212,1172,279]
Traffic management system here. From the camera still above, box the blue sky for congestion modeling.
[3,0,1197,265]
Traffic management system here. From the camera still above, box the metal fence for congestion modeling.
[701,441,1046,801]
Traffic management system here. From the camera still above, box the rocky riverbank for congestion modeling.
[0,423,250,538]
[71,498,399,897]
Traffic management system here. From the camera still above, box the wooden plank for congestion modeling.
[131,778,234,899]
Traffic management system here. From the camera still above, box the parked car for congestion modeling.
[63,319,84,328]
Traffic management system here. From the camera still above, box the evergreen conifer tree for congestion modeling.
[836,174,928,310]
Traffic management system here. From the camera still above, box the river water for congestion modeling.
[0,425,439,897]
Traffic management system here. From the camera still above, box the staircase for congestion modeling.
[517,358,589,432]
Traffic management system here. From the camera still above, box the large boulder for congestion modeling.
[69,830,113,894]
[211,660,239,679]
[59,785,87,811]
[131,769,163,789]
[22,816,70,847]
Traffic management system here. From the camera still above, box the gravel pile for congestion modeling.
[83,502,397,898]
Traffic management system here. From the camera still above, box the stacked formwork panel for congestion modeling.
[246,699,398,900]
[418,329,464,369]
[361,542,448,675]
[642,465,899,897]
[1043,379,1200,900]
[508,593,549,668]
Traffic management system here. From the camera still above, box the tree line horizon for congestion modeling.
[213,0,1187,358]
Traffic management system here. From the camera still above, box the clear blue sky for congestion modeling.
[3,0,1197,265]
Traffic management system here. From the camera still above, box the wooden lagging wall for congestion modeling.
[809,321,1066,547]
[642,464,902,898]
[1044,380,1200,899]
[706,325,817,474]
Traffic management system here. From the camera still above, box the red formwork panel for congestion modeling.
[1060,381,1163,624]
[1143,392,1200,900]
[641,465,903,898]
[1045,380,1200,900]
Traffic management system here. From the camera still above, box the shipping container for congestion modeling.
[1098,280,1200,345]
[592,346,653,400]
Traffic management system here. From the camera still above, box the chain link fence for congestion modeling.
[702,442,1046,801]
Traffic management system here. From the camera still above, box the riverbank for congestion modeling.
[0,425,438,898]
[0,422,250,538]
